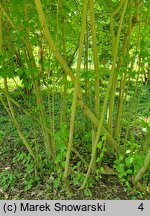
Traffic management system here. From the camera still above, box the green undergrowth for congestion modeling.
[0,83,149,200]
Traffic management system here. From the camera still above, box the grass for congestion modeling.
[0,77,22,91]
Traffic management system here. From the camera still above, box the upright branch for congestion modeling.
[63,0,88,182]
[89,0,100,119]
[60,0,67,123]
[80,0,128,190]
[89,0,100,173]
[34,0,121,157]
[0,7,2,52]
[107,0,129,134]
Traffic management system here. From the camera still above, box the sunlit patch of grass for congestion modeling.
[0,77,22,91]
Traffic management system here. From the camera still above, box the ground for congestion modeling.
[0,82,149,200]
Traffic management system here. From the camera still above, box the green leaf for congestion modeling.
[102,135,106,141]
[127,169,133,174]
[97,141,102,149]
[125,157,134,166]
[96,157,101,163]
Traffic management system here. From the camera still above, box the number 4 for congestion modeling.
[138,203,144,211]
